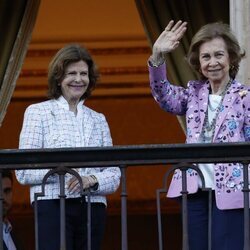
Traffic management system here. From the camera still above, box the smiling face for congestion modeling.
[199,37,230,86]
[61,60,90,105]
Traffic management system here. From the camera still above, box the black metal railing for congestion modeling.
[0,142,250,250]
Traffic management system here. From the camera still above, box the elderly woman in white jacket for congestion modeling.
[16,44,120,250]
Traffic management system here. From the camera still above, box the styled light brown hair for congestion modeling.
[48,44,99,100]
[187,22,245,79]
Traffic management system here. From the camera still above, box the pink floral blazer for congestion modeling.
[149,63,250,210]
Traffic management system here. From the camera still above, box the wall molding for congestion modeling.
[26,46,151,57]
[15,45,151,99]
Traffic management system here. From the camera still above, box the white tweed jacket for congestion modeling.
[16,97,121,205]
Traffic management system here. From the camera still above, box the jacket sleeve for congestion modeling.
[149,62,189,115]
[15,104,55,185]
[243,88,250,141]
[90,114,121,195]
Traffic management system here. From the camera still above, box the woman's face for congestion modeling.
[199,37,230,85]
[61,60,90,104]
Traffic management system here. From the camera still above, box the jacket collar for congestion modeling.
[56,96,84,118]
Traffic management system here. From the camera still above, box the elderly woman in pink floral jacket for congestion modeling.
[148,20,250,250]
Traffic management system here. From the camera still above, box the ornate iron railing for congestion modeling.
[0,142,250,250]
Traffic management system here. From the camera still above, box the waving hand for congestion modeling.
[150,20,187,66]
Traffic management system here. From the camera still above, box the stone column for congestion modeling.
[230,0,250,85]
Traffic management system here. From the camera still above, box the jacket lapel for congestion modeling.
[213,81,240,140]
[198,81,210,137]
[82,107,94,146]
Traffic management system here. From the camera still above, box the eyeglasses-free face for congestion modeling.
[61,60,90,105]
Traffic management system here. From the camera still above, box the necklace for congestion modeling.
[208,95,221,112]
[201,78,232,140]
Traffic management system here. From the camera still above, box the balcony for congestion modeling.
[1,142,250,250]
